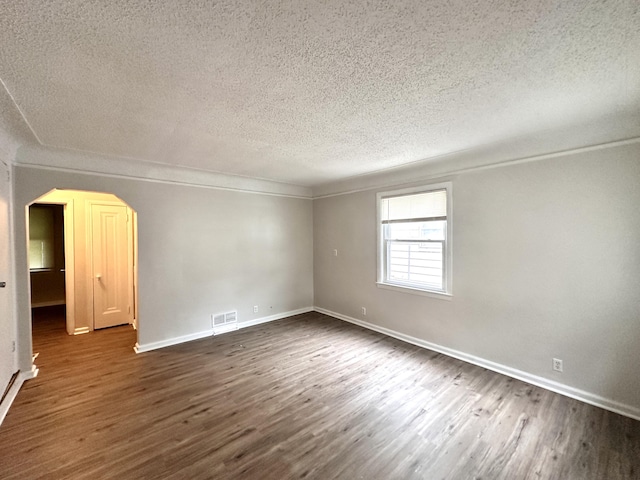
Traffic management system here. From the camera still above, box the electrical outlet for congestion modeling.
[552,358,563,372]
[253,305,259,313]
[361,307,366,316]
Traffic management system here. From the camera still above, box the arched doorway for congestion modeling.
[27,189,138,339]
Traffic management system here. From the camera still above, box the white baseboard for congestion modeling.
[31,300,65,308]
[134,307,314,354]
[134,329,214,353]
[314,307,640,422]
[0,364,39,427]
[213,323,238,335]
[23,364,39,380]
[239,307,314,329]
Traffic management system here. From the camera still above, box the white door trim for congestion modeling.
[27,198,78,335]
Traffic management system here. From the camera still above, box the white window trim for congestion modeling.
[376,182,453,299]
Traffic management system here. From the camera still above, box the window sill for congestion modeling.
[376,282,452,301]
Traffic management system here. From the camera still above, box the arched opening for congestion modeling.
[27,189,138,351]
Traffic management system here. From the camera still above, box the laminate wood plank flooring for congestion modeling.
[1,306,639,479]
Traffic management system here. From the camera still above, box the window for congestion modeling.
[377,183,452,298]
[28,205,56,270]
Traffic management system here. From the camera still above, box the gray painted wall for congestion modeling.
[0,132,17,395]
[314,142,640,412]
[13,163,314,371]
[0,85,34,407]
[5,134,640,419]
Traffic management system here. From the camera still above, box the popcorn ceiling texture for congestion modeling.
[0,0,639,186]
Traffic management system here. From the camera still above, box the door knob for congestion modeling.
[96,274,102,281]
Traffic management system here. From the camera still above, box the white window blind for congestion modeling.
[378,185,451,295]
[381,189,447,223]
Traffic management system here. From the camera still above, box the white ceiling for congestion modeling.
[1,0,639,187]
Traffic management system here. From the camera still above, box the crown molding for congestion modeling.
[312,136,640,199]
[15,144,313,199]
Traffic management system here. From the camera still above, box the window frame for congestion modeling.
[376,182,453,300]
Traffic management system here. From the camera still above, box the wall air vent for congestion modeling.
[212,311,238,335]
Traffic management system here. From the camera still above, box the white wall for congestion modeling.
[314,141,640,416]
[0,129,17,396]
[0,84,38,419]
[13,162,314,370]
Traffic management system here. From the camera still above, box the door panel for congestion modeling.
[92,204,129,329]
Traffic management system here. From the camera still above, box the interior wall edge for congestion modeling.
[314,307,640,422]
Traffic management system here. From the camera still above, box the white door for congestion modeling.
[92,203,130,329]
[0,162,15,390]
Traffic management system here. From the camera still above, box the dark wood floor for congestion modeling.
[1,308,639,479]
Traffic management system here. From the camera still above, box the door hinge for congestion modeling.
[128,305,131,314]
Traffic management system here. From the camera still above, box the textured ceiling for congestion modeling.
[1,0,639,187]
